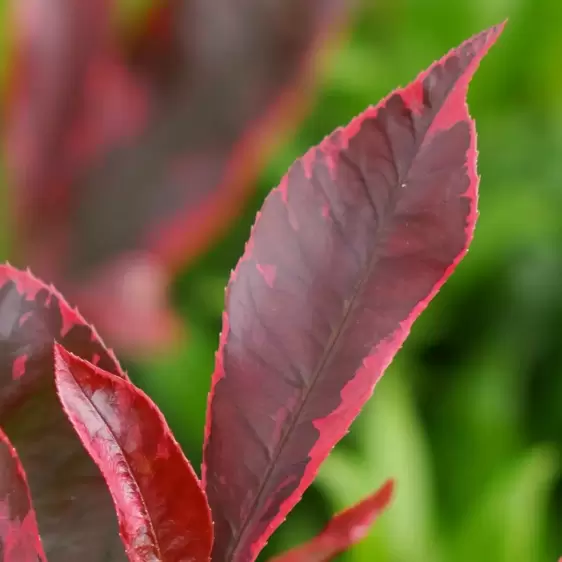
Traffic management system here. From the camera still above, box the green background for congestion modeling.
[2,0,562,560]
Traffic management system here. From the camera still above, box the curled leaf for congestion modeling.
[54,344,213,562]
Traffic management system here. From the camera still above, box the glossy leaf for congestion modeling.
[5,0,347,353]
[269,480,394,562]
[54,344,213,562]
[0,264,128,561]
[0,427,46,562]
[203,24,504,562]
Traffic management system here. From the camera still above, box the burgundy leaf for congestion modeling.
[269,480,394,562]
[5,0,347,353]
[54,344,213,562]
[203,24,504,562]
[0,427,46,562]
[0,264,128,561]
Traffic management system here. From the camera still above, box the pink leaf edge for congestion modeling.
[54,344,213,562]
[202,22,504,562]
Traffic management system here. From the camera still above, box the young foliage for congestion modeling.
[0,23,503,562]
[54,345,213,562]
[3,0,346,353]
[202,23,503,562]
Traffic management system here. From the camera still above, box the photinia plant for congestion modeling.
[0,24,503,562]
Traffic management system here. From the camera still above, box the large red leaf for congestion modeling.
[4,0,347,353]
[269,479,394,562]
[0,264,128,561]
[203,24,504,562]
[54,345,213,562]
[0,427,46,562]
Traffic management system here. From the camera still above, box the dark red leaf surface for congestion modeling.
[0,264,128,561]
[203,24,504,562]
[0,427,46,562]
[4,0,347,353]
[54,345,213,562]
[269,480,394,562]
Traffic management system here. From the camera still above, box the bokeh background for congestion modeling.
[1,0,562,561]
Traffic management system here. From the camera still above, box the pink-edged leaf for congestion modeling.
[0,264,128,561]
[5,0,347,353]
[269,480,394,562]
[203,24,504,562]
[54,344,213,562]
[0,427,47,562]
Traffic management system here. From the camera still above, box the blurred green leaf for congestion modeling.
[450,446,558,562]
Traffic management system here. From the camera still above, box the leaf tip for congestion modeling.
[377,478,395,510]
[472,20,506,58]
[53,344,85,394]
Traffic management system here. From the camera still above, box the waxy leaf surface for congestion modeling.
[0,427,46,562]
[203,24,504,562]
[5,0,346,352]
[54,345,213,562]
[270,479,394,562]
[0,264,128,561]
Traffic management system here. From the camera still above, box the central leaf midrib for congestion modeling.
[71,372,163,561]
[226,204,387,562]
[225,75,456,562]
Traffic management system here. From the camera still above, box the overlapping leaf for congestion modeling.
[0,264,128,561]
[0,427,46,562]
[270,480,394,562]
[4,0,347,352]
[203,24,504,562]
[54,345,213,562]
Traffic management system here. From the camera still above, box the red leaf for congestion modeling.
[202,24,504,562]
[5,0,347,353]
[0,427,47,562]
[54,344,214,562]
[269,480,394,562]
[0,264,128,561]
